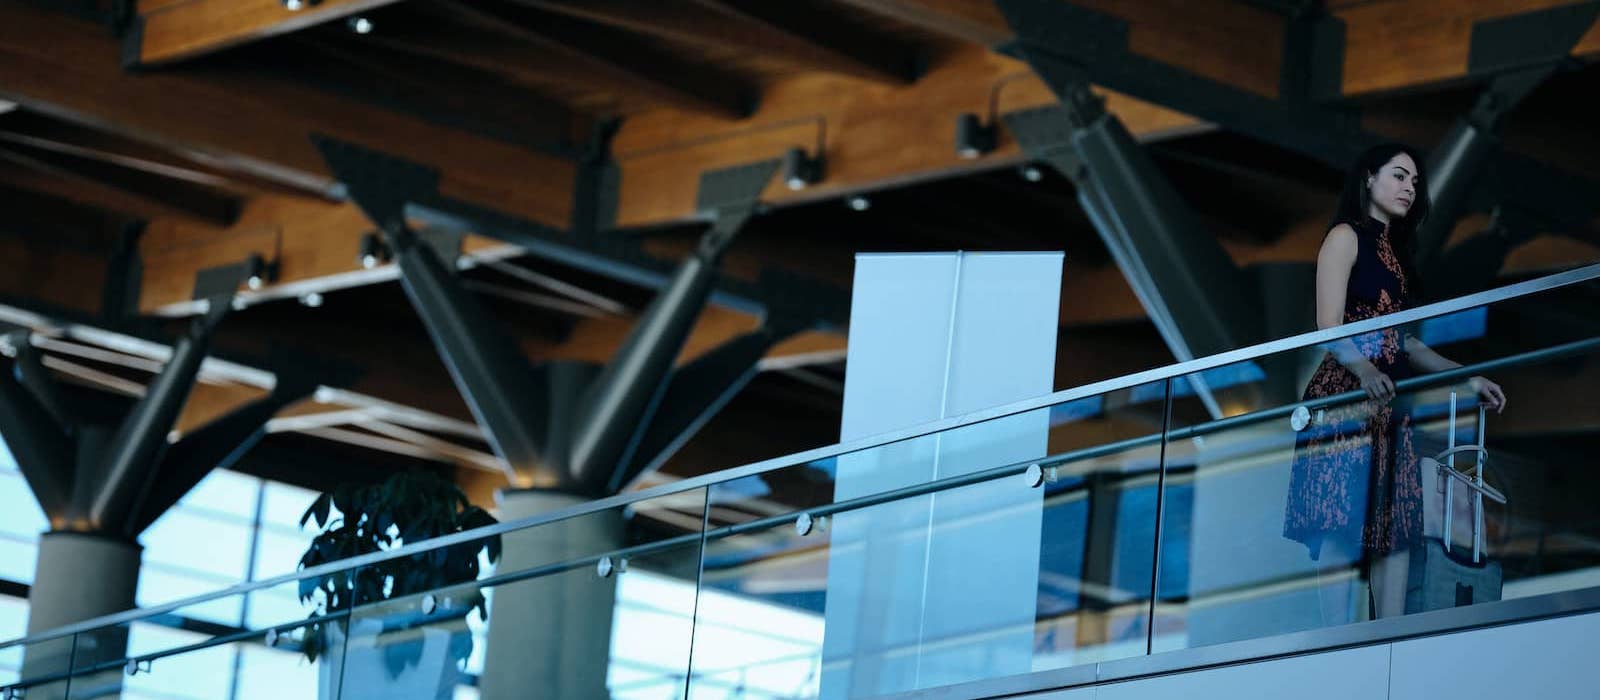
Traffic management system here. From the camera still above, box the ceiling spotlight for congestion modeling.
[1020,164,1044,183]
[782,147,823,191]
[300,292,324,308]
[847,196,870,212]
[358,232,391,269]
[954,113,996,159]
[347,16,374,34]
[282,0,306,10]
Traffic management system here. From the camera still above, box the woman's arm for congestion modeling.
[1315,225,1395,401]
[1404,334,1508,412]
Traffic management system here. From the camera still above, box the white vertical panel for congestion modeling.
[918,253,1060,688]
[824,252,1062,698]
[1390,611,1600,700]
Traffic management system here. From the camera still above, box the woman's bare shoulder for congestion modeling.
[1319,224,1359,265]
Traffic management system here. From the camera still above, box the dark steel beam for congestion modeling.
[997,0,1600,302]
[127,370,320,535]
[567,161,780,493]
[995,0,1377,170]
[1418,65,1570,276]
[0,332,74,517]
[611,319,803,493]
[1003,93,1260,418]
[316,136,809,494]
[88,295,233,535]
[314,136,552,486]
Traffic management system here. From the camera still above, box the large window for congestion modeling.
[0,437,322,687]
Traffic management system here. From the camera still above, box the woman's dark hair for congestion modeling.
[1331,143,1431,300]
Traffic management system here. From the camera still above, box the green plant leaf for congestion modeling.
[301,493,332,529]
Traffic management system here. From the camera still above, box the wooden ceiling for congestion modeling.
[1,0,1598,492]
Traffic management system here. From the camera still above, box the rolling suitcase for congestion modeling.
[1405,392,1506,614]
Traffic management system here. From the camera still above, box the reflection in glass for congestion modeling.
[688,383,1169,698]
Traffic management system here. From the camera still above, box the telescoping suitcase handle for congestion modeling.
[1436,392,1505,563]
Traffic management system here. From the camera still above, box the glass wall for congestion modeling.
[8,267,1600,700]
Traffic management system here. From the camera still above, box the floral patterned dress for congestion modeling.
[1284,216,1421,560]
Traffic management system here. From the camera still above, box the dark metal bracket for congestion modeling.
[1468,2,1600,77]
[695,159,783,217]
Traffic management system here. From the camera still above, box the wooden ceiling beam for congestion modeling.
[685,0,923,83]
[0,144,241,226]
[824,0,1012,46]
[0,4,578,228]
[131,0,404,67]
[259,31,584,155]
[517,0,920,85]
[1336,0,1600,99]
[365,1,754,119]
[608,44,1203,229]
[0,111,332,199]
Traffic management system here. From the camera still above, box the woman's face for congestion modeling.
[1367,152,1419,223]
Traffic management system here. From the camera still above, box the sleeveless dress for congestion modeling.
[1283,217,1421,561]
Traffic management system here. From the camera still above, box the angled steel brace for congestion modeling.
[994,0,1376,169]
[611,314,809,494]
[1418,65,1572,276]
[1428,206,1544,301]
[88,290,234,535]
[569,159,783,494]
[8,331,74,438]
[314,136,548,486]
[310,135,848,327]
[126,369,321,536]
[1003,79,1261,419]
[316,137,806,494]
[995,0,1600,272]
[0,332,74,517]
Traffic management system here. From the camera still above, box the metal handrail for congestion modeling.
[2,261,1597,653]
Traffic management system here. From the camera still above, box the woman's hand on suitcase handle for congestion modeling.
[1469,375,1507,413]
[1354,363,1395,403]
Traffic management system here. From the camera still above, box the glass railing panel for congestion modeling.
[52,579,336,700]
[687,379,1171,698]
[1152,275,1600,654]
[63,619,330,700]
[334,488,709,700]
[0,635,75,699]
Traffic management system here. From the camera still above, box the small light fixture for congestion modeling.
[358,232,390,269]
[954,113,997,159]
[300,292,324,308]
[847,195,870,212]
[244,253,276,291]
[782,147,823,191]
[347,16,374,34]
[1020,164,1044,183]
[282,0,306,10]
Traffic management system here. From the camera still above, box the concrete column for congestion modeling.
[478,490,626,700]
[21,532,142,699]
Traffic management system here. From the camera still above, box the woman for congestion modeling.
[1283,143,1507,622]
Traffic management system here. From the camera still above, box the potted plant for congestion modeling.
[295,470,500,700]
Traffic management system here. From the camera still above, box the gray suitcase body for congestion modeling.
[1405,395,1506,614]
